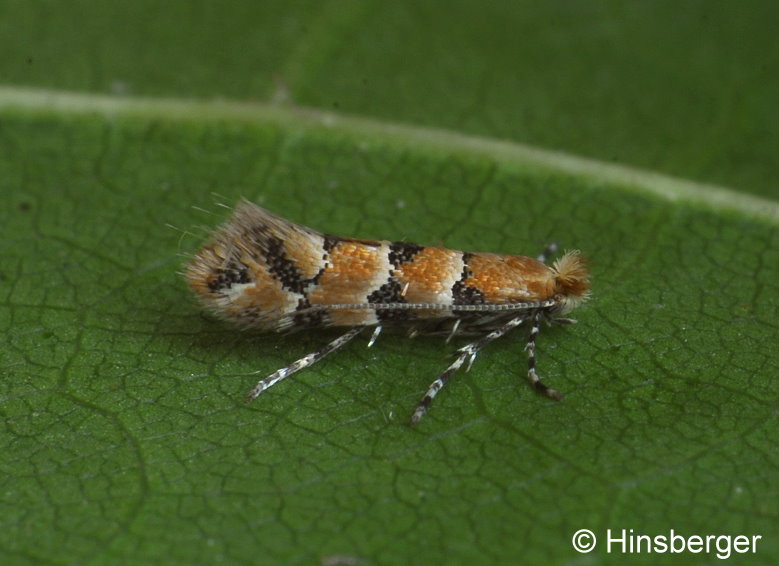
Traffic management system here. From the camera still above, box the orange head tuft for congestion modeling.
[551,250,590,314]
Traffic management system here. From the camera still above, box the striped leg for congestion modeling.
[410,314,529,425]
[525,312,562,400]
[246,327,365,402]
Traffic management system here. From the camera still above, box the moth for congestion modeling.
[186,200,590,424]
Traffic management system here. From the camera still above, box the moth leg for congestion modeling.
[445,319,461,344]
[246,327,365,402]
[367,325,383,348]
[525,312,563,400]
[410,314,529,425]
[536,241,559,264]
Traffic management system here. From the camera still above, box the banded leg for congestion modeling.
[410,314,530,425]
[246,327,365,401]
[525,312,562,400]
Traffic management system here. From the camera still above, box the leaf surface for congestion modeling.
[1,3,778,565]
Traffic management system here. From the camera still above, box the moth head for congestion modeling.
[552,250,590,314]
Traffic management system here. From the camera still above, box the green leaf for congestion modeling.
[2,3,778,566]
[2,1,778,198]
[2,89,777,566]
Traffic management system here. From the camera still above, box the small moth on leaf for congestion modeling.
[186,200,590,424]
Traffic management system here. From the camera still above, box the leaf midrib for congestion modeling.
[1,85,777,223]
